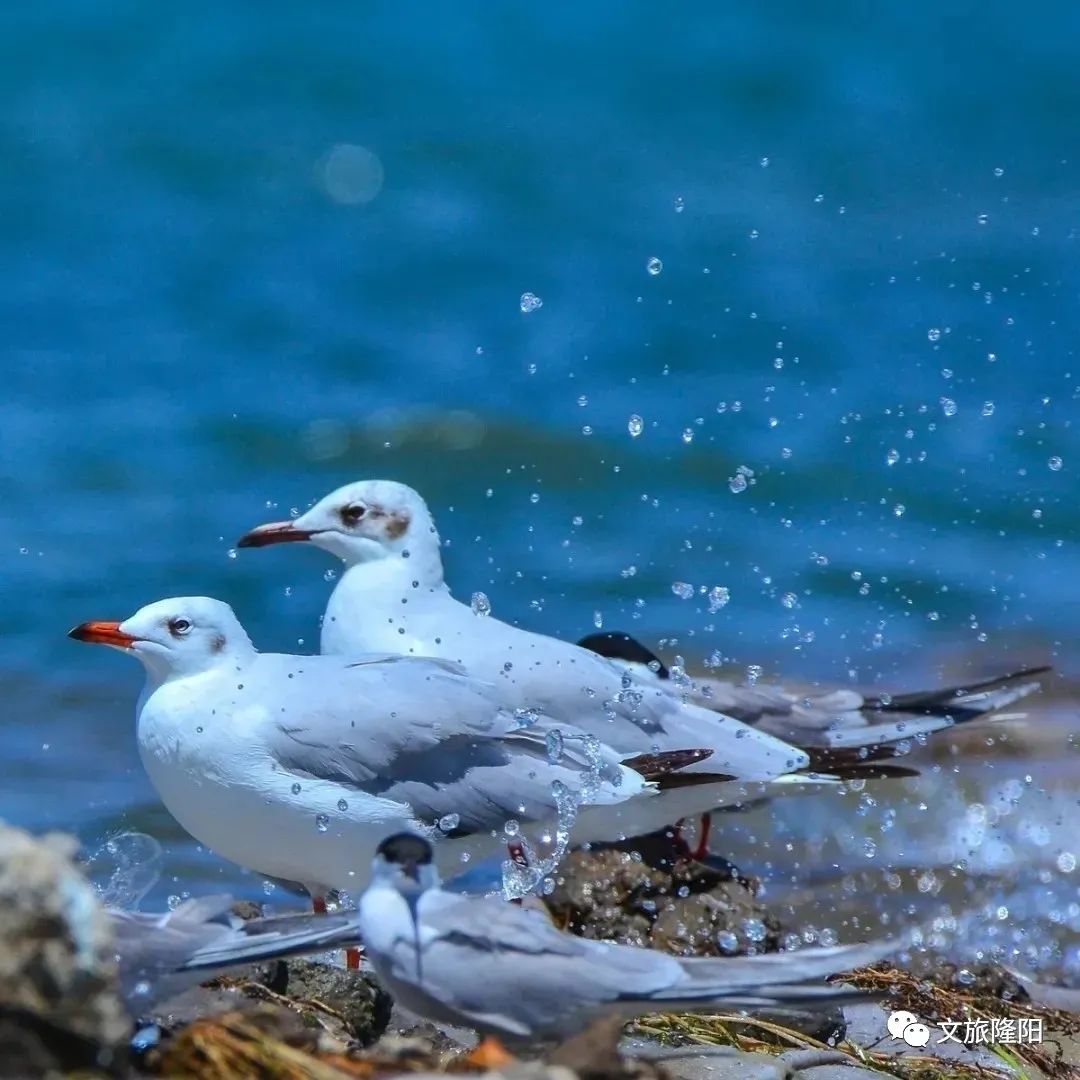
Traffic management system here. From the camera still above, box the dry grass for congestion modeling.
[631,964,1080,1080]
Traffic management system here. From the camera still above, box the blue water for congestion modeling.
[2,4,1078,912]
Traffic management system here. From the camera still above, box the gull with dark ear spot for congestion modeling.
[70,595,795,911]
[358,832,892,1042]
[236,479,1048,780]
[236,480,812,782]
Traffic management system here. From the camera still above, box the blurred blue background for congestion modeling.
[1,3,1076,899]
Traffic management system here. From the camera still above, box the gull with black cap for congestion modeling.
[357,832,891,1044]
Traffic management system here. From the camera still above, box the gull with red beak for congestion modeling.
[237,479,1048,777]
[69,596,787,918]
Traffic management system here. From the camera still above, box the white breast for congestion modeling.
[135,678,415,893]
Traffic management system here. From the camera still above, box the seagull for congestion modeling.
[236,481,812,781]
[111,896,359,1014]
[237,479,1047,772]
[356,832,891,1043]
[69,597,782,915]
[575,631,1050,770]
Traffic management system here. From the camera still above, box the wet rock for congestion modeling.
[281,958,393,1043]
[546,849,779,956]
[229,899,265,921]
[0,820,128,1077]
[924,960,1029,1002]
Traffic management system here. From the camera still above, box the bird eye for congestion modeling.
[340,504,367,526]
[169,618,192,636]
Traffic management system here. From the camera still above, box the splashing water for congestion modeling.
[88,831,163,910]
[500,730,608,899]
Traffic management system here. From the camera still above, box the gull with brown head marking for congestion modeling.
[237,479,1049,786]
[236,480,813,783]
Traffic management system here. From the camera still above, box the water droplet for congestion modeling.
[503,819,520,838]
[729,472,748,494]
[628,413,644,437]
[646,257,663,276]
[439,813,460,833]
[673,196,685,213]
[1049,456,1063,471]
[893,504,906,517]
[546,729,564,763]
[981,401,995,417]
[885,448,899,466]
[291,783,302,795]
[781,592,797,609]
[1057,851,1076,873]
[471,592,491,616]
[977,212,989,225]
[520,292,543,313]
[940,397,958,417]
[226,548,237,560]
[717,930,739,953]
[927,327,942,342]
[315,813,329,832]
[746,664,763,685]
[681,427,694,444]
[337,798,349,812]
[671,581,694,600]
[707,586,730,613]
[743,918,768,943]
[994,166,1004,177]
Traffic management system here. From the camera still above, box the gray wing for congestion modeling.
[111,897,235,987]
[577,637,1047,760]
[259,654,642,835]
[693,666,1048,761]
[178,909,359,971]
[397,893,884,1037]
[404,892,686,1036]
[111,898,359,1014]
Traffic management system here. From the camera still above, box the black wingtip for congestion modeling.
[622,747,714,780]
[865,664,1053,714]
[577,631,670,679]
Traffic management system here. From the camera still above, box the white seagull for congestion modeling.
[357,832,891,1042]
[70,597,779,911]
[237,479,1047,772]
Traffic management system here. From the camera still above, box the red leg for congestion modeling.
[672,815,712,861]
[346,947,364,970]
[691,813,712,861]
[312,895,328,915]
[507,841,529,868]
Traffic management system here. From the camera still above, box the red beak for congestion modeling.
[235,521,316,549]
[68,621,137,648]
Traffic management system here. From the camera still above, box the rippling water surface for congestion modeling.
[2,3,1078,968]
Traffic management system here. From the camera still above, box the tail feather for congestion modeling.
[640,940,893,1009]
[863,666,1050,719]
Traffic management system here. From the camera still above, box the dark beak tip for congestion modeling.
[67,625,84,641]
